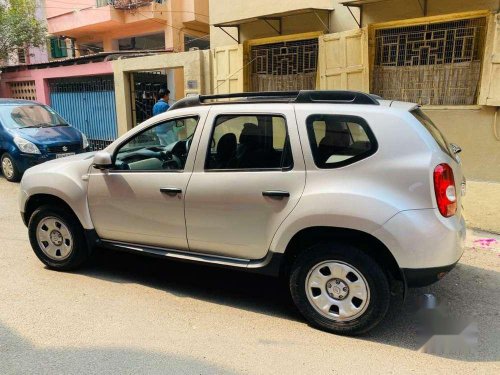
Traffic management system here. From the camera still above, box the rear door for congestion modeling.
[184,104,306,260]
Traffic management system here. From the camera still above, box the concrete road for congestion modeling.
[0,176,498,374]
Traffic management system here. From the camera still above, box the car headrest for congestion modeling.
[239,123,260,147]
[217,133,237,159]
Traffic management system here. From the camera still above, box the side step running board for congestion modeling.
[100,240,275,271]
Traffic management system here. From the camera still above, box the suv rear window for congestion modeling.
[306,114,377,168]
[411,108,452,156]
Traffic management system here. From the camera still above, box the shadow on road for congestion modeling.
[0,321,236,375]
[75,248,499,363]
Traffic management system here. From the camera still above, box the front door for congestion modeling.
[88,114,203,250]
[185,105,306,260]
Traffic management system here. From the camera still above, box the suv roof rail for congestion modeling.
[169,90,380,111]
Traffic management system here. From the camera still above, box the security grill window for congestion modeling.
[250,38,319,92]
[372,17,487,105]
[17,48,27,64]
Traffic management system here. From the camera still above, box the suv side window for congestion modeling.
[307,114,377,168]
[114,116,199,171]
[205,114,293,170]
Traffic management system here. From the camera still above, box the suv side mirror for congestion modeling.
[93,151,113,170]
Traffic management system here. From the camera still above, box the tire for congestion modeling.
[1,153,21,182]
[289,242,391,335]
[28,205,90,271]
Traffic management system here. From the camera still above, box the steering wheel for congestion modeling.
[185,138,192,155]
[160,150,182,169]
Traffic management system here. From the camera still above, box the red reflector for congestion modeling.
[433,163,457,217]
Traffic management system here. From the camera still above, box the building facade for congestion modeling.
[1,0,210,146]
[208,0,500,232]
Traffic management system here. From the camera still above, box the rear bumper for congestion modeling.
[402,262,458,288]
[373,208,466,269]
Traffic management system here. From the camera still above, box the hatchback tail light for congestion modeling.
[433,164,457,217]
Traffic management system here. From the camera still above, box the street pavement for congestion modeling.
[0,176,498,374]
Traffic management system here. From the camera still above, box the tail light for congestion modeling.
[433,163,457,217]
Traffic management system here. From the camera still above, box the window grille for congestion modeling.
[372,17,487,105]
[9,81,36,101]
[17,48,27,64]
[250,38,319,92]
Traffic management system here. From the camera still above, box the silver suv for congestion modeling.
[19,91,466,335]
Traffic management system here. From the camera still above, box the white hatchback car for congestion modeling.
[19,91,466,335]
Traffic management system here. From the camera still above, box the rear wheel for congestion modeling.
[289,243,390,335]
[28,205,90,270]
[1,153,21,182]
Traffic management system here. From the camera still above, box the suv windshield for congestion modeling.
[411,108,452,156]
[0,104,67,129]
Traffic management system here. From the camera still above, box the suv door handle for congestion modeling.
[262,190,290,199]
[160,187,182,195]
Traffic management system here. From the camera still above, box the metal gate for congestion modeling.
[130,71,168,126]
[250,38,319,91]
[49,75,118,150]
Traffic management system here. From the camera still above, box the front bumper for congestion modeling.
[15,153,51,174]
[15,150,86,175]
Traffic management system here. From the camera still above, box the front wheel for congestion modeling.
[28,205,90,271]
[289,243,391,335]
[1,153,21,182]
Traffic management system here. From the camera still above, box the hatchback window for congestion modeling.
[411,108,452,156]
[205,114,292,170]
[307,114,377,168]
[0,104,67,129]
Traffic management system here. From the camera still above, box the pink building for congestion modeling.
[0,0,209,144]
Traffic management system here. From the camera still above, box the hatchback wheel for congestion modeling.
[289,243,390,335]
[28,205,90,270]
[1,153,21,182]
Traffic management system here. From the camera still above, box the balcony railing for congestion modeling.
[96,0,164,9]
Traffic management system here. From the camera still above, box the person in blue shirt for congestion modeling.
[153,88,170,116]
[153,88,175,145]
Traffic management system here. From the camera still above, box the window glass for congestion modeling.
[206,114,292,170]
[307,114,376,168]
[115,116,198,171]
[0,104,67,129]
[411,108,452,156]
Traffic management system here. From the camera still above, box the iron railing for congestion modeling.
[97,0,164,9]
